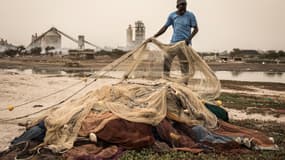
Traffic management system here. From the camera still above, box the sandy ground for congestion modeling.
[0,70,284,152]
[226,108,285,123]
[0,70,119,152]
[220,86,285,123]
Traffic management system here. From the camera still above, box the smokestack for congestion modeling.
[126,25,133,47]
[78,35,85,50]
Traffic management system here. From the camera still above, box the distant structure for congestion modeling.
[27,27,101,54]
[78,35,85,50]
[126,21,145,50]
[0,39,8,46]
[0,38,16,52]
[30,28,61,50]
[126,25,133,48]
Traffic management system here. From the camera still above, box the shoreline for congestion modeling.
[1,57,285,72]
[0,62,284,153]
[0,71,284,153]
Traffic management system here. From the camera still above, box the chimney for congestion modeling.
[78,35,85,50]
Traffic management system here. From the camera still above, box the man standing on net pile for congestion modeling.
[151,0,199,78]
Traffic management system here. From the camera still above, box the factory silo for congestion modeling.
[134,21,145,44]
[126,25,133,47]
[78,35,85,50]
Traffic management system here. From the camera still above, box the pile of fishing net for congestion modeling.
[0,39,278,159]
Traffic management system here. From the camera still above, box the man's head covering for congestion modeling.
[177,0,187,6]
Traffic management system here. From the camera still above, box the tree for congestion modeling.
[17,45,26,56]
[233,48,241,53]
[230,48,241,58]
[278,50,285,57]
[4,49,17,57]
[30,47,42,55]
[45,46,55,55]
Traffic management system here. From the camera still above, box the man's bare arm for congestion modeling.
[186,26,199,45]
[154,26,168,38]
[190,26,199,40]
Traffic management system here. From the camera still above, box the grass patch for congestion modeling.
[219,92,285,111]
[120,149,284,160]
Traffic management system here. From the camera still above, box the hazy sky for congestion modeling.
[0,0,284,51]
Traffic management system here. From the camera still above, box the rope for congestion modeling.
[0,79,97,122]
[0,42,145,122]
[0,80,84,111]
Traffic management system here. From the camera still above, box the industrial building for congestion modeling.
[27,27,100,55]
[126,21,145,50]
[30,28,62,51]
[0,39,16,52]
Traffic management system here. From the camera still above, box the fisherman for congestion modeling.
[150,0,199,78]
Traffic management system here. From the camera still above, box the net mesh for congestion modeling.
[95,38,221,100]
[22,39,221,152]
[4,40,278,153]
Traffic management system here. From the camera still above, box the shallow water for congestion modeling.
[215,71,285,84]
[1,69,285,84]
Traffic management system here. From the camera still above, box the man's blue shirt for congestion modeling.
[164,11,197,44]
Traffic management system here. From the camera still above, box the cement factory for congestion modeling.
[27,27,102,51]
[27,21,146,52]
[1,21,146,58]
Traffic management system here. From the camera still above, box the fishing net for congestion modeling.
[3,39,279,155]
[31,80,218,152]
[20,39,221,152]
[96,38,221,100]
